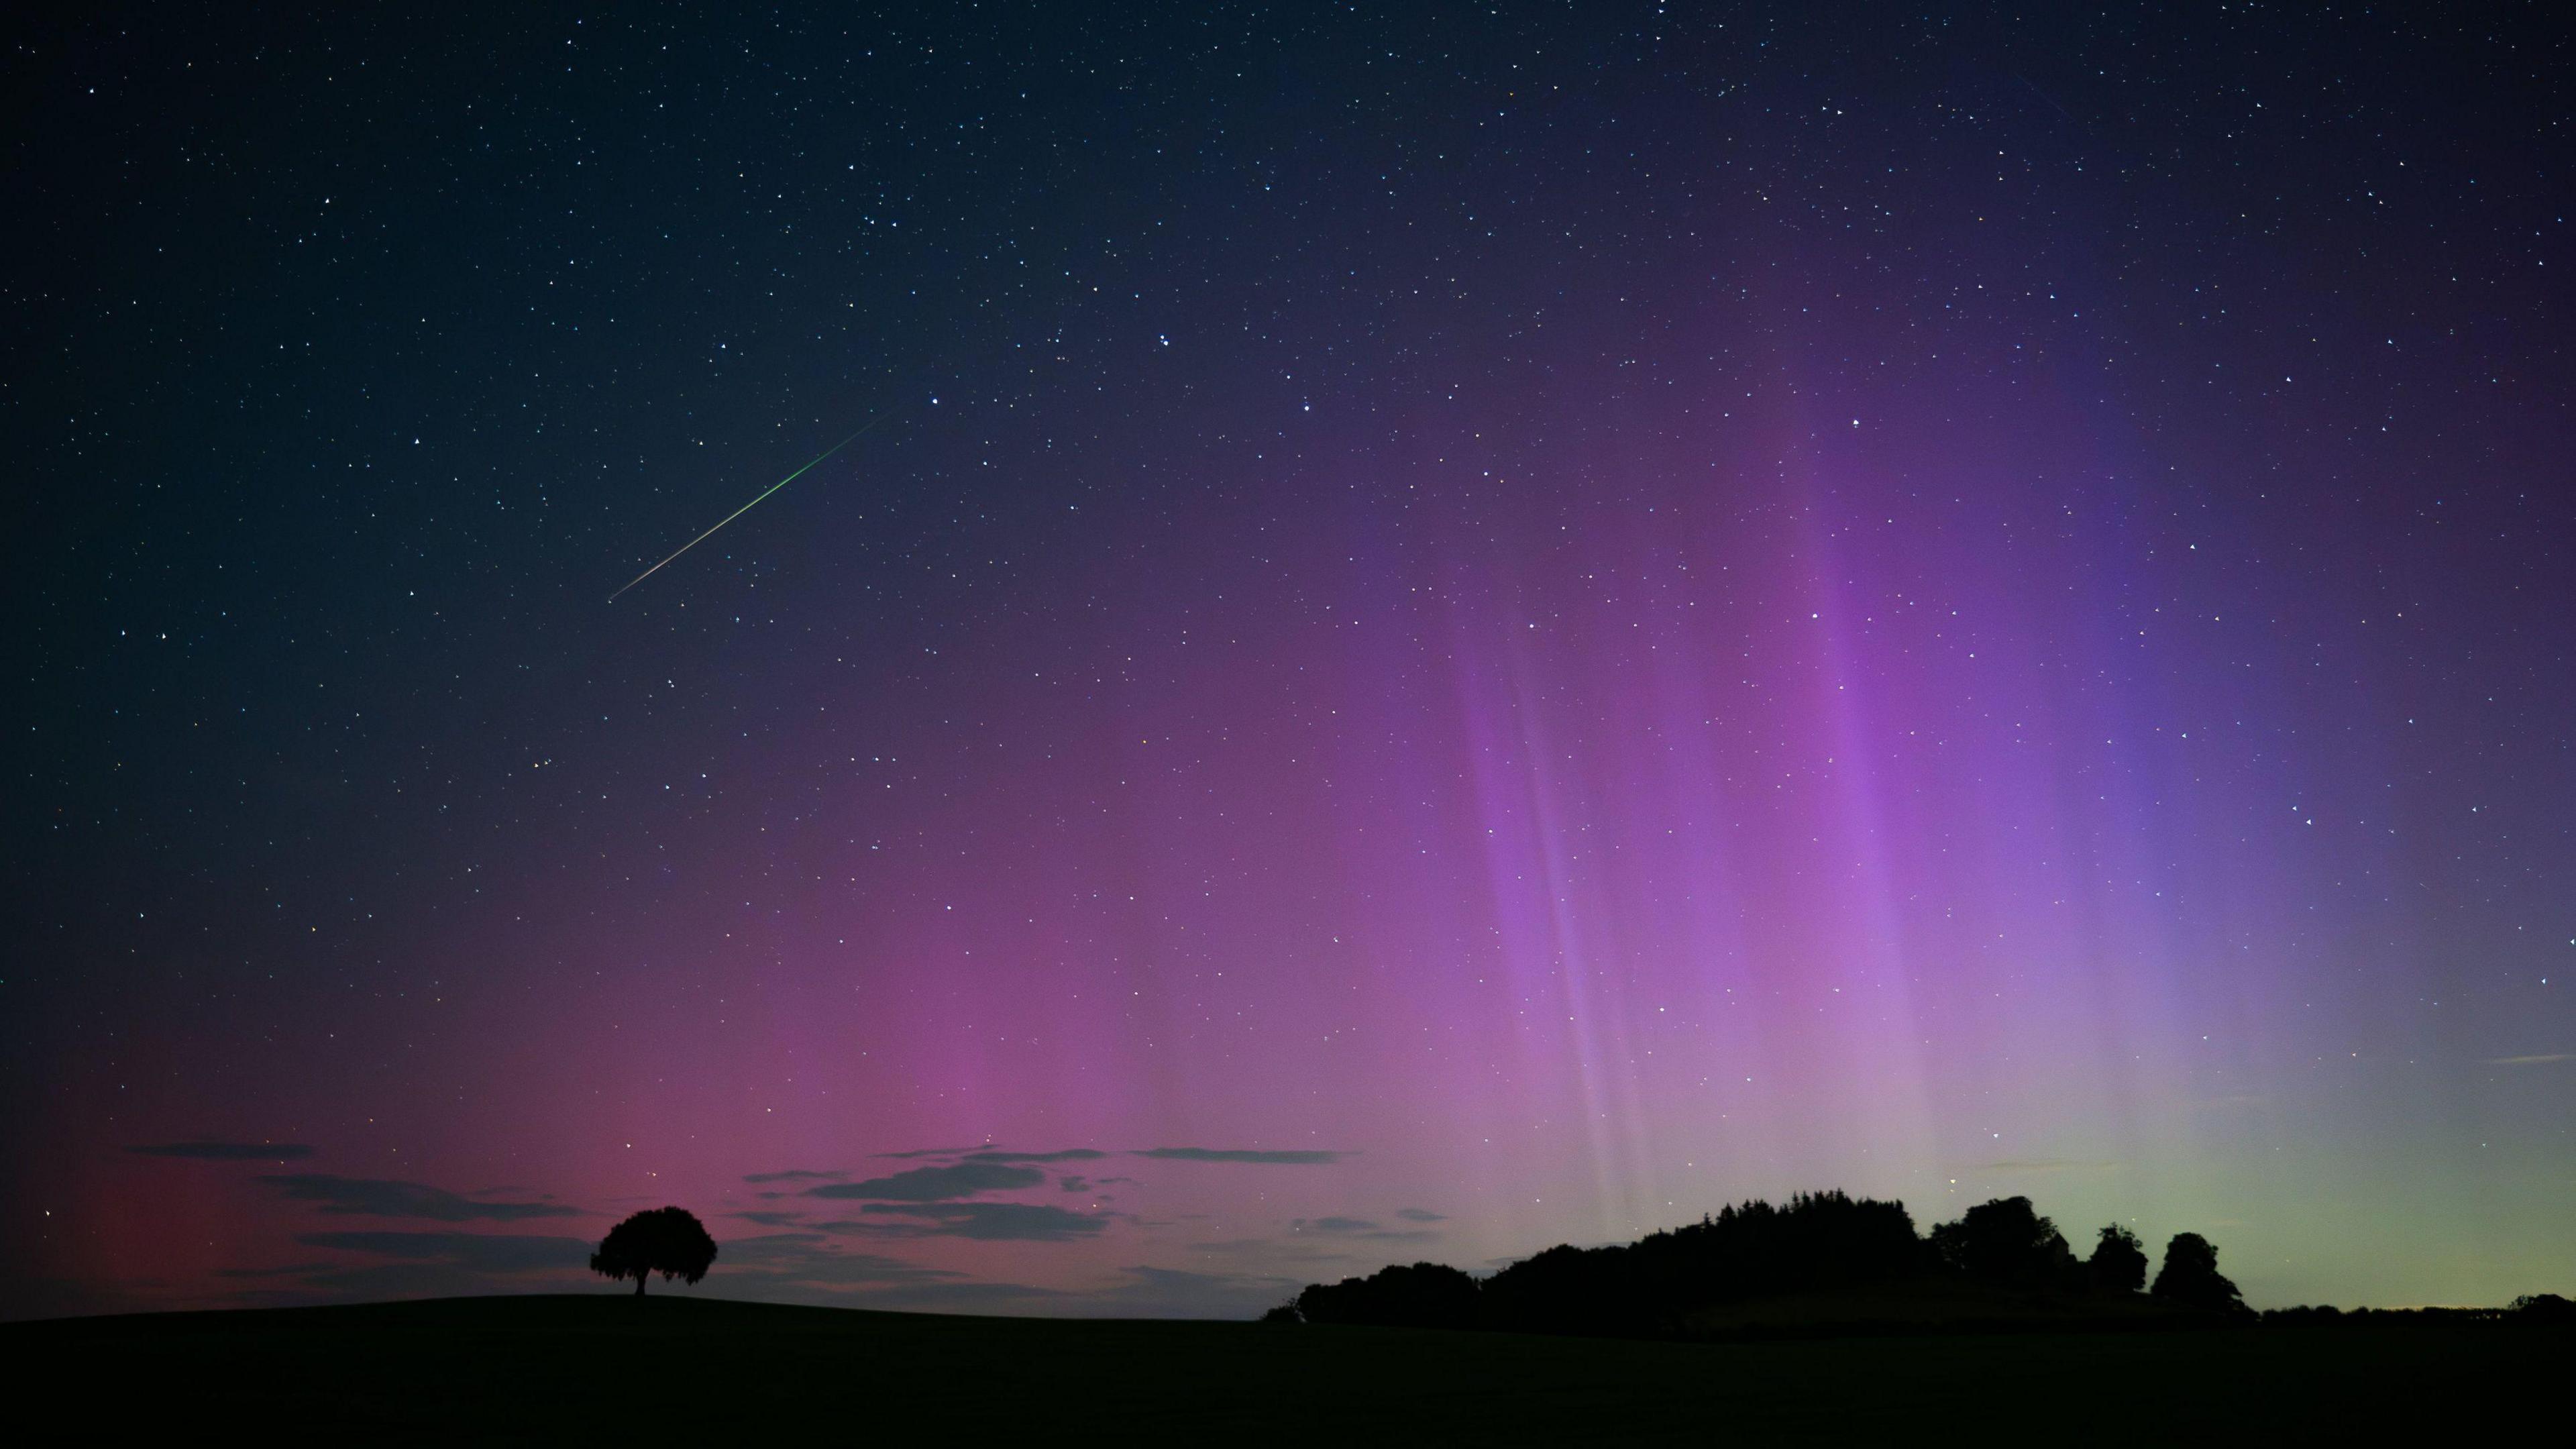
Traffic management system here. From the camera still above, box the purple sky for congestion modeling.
[9,5,2571,1320]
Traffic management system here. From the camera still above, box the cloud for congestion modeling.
[730,1210,806,1227]
[1060,1176,1091,1193]
[296,1231,590,1274]
[1291,1216,1439,1242]
[715,1233,960,1288]
[962,1148,1109,1164]
[128,1142,316,1161]
[209,1232,595,1307]
[1395,1208,1447,1223]
[230,1265,501,1301]
[1187,1234,1373,1264]
[211,1262,334,1279]
[1136,1148,1344,1165]
[743,1169,845,1184]
[2487,1053,2571,1067]
[826,1202,1115,1242]
[259,1174,578,1222]
[806,1162,1046,1201]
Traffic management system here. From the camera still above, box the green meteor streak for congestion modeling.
[609,411,896,600]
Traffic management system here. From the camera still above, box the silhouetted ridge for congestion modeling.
[1281,1190,2269,1338]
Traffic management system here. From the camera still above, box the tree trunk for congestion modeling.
[635,1274,647,1296]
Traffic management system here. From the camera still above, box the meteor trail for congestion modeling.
[609,409,897,600]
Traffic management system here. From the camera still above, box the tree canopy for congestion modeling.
[1275,1191,2284,1338]
[2088,1224,2149,1293]
[590,1206,718,1295]
[1273,1190,2561,1338]
[1297,1261,1482,1329]
[1929,1195,2078,1287]
[2148,1232,2245,1314]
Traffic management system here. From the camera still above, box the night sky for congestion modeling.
[7,3,2571,1322]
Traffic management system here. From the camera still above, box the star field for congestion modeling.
[5,3,2571,1319]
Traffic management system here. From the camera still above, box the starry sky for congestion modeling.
[7,3,2571,1322]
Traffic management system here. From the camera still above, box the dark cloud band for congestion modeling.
[1137,1147,1345,1165]
[129,1142,317,1161]
[259,1174,577,1222]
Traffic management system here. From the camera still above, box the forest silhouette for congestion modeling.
[1274,1191,2271,1336]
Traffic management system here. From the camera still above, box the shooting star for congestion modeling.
[609,409,898,601]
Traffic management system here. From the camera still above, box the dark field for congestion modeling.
[9,1295,2559,1443]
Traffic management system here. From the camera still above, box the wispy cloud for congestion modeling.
[1395,1208,1447,1223]
[963,1148,1108,1164]
[212,1230,598,1301]
[806,1162,1046,1201]
[296,1231,586,1273]
[1136,1148,1344,1165]
[258,1174,578,1222]
[743,1169,844,1184]
[2487,1053,2571,1067]
[1291,1216,1439,1242]
[824,1202,1116,1242]
[1189,1234,1371,1264]
[211,1262,335,1279]
[715,1233,961,1289]
[129,1142,316,1161]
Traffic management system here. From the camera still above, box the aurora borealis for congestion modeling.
[7,4,2571,1321]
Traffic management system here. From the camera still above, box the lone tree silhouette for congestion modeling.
[2089,1224,2149,1293]
[590,1206,718,1295]
[2149,1231,2244,1313]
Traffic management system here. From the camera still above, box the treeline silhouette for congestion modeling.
[1269,1190,2498,1338]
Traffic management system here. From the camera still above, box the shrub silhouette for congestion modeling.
[2149,1232,2244,1313]
[590,1205,718,1295]
[2088,1224,2149,1293]
[2510,1293,2574,1323]
[1931,1196,2078,1287]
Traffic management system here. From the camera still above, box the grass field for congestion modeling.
[9,1294,2561,1442]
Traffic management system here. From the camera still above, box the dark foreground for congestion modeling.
[9,1294,2563,1443]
